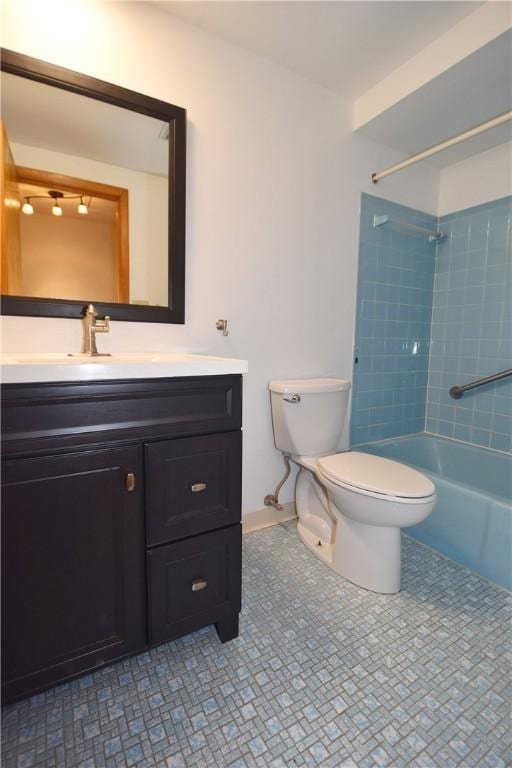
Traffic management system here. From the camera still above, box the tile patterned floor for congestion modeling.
[2,522,511,768]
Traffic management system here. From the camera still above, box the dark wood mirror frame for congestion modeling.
[0,49,186,323]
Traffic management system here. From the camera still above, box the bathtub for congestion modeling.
[357,433,512,590]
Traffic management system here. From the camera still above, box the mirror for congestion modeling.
[0,50,186,323]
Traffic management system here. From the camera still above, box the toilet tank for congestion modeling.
[269,378,351,457]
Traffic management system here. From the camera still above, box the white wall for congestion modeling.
[438,141,512,216]
[0,0,440,515]
[12,142,169,306]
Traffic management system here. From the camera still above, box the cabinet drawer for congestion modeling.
[146,432,241,546]
[148,525,241,645]
[1,376,241,458]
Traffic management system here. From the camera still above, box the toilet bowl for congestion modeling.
[269,378,436,593]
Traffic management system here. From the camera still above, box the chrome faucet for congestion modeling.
[77,304,111,356]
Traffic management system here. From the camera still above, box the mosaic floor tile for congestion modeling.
[2,523,510,767]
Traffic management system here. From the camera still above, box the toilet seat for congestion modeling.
[317,451,435,501]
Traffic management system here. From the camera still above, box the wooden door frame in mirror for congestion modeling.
[0,49,186,324]
[13,166,131,304]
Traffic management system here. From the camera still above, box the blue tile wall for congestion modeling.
[350,193,436,445]
[425,196,512,453]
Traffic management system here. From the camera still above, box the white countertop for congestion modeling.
[0,353,248,384]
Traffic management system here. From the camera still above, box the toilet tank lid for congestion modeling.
[269,378,351,394]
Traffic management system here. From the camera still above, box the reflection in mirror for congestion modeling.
[1,71,169,307]
[17,170,128,304]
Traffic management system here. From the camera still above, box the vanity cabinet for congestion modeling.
[1,375,242,704]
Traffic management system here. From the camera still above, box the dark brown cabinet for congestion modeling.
[1,375,242,703]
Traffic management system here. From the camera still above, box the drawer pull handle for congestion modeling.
[190,482,207,493]
[191,578,208,592]
[126,472,136,492]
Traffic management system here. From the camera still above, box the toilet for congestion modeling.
[269,378,436,594]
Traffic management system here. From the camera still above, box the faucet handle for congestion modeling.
[94,315,110,333]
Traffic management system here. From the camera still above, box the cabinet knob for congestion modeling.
[190,482,207,493]
[191,578,208,592]
[126,473,136,492]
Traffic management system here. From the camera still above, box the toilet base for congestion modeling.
[297,521,335,569]
[334,515,401,594]
[294,462,409,594]
[298,516,401,593]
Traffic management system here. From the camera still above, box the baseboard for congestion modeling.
[242,502,297,534]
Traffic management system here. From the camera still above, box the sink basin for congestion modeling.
[1,353,248,384]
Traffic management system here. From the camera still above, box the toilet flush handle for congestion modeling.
[283,394,301,403]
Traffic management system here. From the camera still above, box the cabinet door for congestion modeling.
[146,431,242,546]
[148,524,241,646]
[1,447,146,703]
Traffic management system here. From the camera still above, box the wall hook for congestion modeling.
[216,319,229,336]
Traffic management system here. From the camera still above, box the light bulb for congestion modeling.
[22,201,34,215]
[77,202,88,215]
[52,202,63,217]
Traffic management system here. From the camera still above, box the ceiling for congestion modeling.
[361,29,512,168]
[2,73,168,177]
[153,1,510,169]
[153,1,484,99]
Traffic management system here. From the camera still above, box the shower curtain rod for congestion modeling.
[371,112,512,184]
